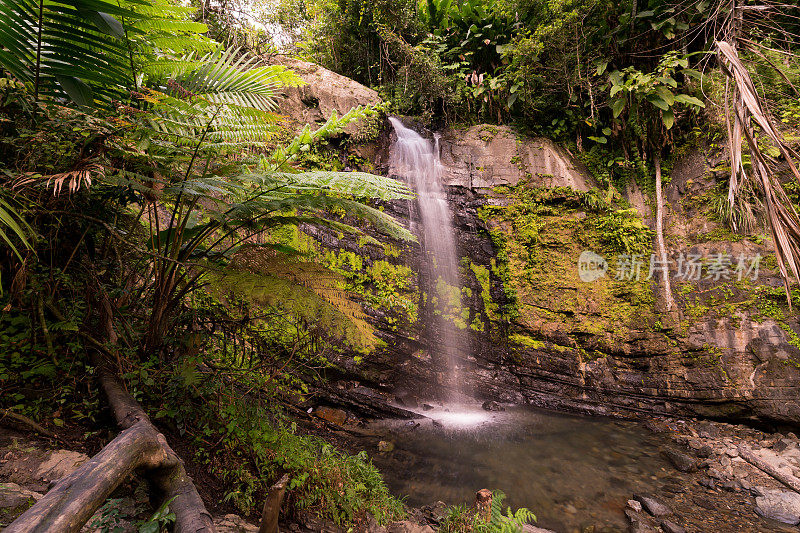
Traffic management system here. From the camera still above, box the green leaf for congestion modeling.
[611,97,626,118]
[84,11,125,39]
[646,94,670,111]
[674,93,705,108]
[654,86,675,106]
[662,108,674,129]
[54,75,94,106]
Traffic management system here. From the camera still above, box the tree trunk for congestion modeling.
[95,362,217,533]
[6,359,217,533]
[654,154,675,311]
[5,422,171,533]
[258,473,289,533]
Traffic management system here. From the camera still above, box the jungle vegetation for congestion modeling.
[0,0,799,531]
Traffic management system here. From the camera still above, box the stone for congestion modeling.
[627,499,642,512]
[754,489,800,525]
[377,441,395,453]
[314,406,348,426]
[213,514,259,533]
[697,445,713,458]
[698,477,715,489]
[0,482,41,509]
[624,509,659,533]
[721,479,740,492]
[633,494,671,517]
[386,521,434,533]
[520,526,557,533]
[660,519,686,533]
[661,449,698,473]
[481,400,505,412]
[269,56,380,137]
[422,404,434,411]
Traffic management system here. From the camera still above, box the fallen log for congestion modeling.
[94,361,217,533]
[738,445,800,494]
[6,357,216,533]
[4,421,170,533]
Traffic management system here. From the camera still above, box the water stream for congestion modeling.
[388,118,464,399]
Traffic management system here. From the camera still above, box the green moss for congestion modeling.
[509,333,545,348]
[478,125,499,142]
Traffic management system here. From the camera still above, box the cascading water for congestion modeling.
[388,117,464,401]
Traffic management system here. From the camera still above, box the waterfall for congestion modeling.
[388,117,464,401]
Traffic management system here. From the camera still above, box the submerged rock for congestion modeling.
[754,488,800,525]
[481,400,504,412]
[377,441,395,453]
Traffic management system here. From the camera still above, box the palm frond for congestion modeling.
[717,40,800,304]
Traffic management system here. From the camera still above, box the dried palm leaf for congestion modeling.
[717,40,800,304]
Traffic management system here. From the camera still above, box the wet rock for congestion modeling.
[698,477,716,489]
[314,406,348,426]
[633,494,671,517]
[659,519,686,533]
[627,499,642,512]
[481,400,504,412]
[624,509,659,533]
[377,441,395,453]
[692,496,716,510]
[422,404,434,411]
[697,445,713,458]
[754,489,800,525]
[213,514,259,533]
[721,479,740,492]
[0,482,41,509]
[386,520,434,533]
[661,449,698,473]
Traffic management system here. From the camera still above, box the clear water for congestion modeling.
[369,404,672,532]
[388,118,464,398]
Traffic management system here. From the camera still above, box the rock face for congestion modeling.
[270,55,381,136]
[438,125,595,191]
[323,120,800,426]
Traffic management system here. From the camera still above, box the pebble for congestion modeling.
[627,499,642,512]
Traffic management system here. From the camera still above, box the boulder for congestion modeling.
[754,488,800,525]
[0,447,89,492]
[269,55,381,137]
